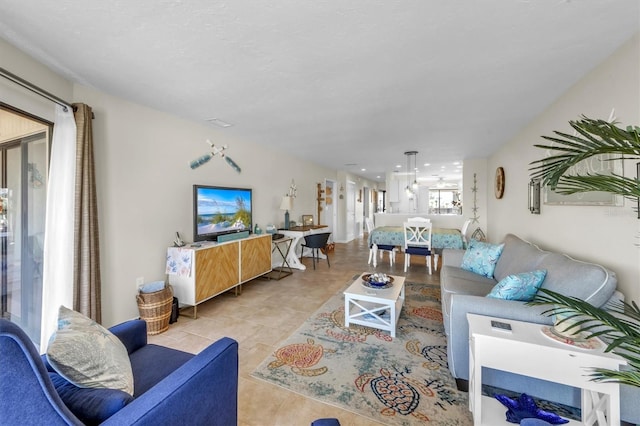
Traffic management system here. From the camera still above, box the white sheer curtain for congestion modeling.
[40,105,76,352]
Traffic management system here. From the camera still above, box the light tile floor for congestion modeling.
[149,235,441,426]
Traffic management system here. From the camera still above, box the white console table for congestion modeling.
[467,313,625,426]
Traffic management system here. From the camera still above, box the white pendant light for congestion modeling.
[404,150,418,199]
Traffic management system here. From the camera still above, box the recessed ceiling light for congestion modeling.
[206,118,233,128]
[395,164,402,168]
[453,161,460,165]
[423,163,430,167]
[361,168,366,171]
[376,175,381,179]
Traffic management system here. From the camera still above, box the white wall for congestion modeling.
[2,37,343,326]
[4,31,639,323]
[73,86,338,326]
[0,38,73,121]
[487,33,640,302]
[2,34,386,325]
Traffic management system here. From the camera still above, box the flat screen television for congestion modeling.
[193,185,253,242]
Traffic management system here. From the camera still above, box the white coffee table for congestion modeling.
[467,313,626,426]
[344,273,405,337]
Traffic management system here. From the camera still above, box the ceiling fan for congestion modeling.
[189,139,241,173]
[435,177,458,188]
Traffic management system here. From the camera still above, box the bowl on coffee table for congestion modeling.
[362,273,394,289]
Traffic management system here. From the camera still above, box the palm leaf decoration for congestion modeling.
[529,289,640,387]
[529,116,640,387]
[529,116,640,199]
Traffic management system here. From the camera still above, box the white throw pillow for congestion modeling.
[46,306,134,395]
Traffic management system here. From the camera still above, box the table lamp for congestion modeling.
[280,195,293,229]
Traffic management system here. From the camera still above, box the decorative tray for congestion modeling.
[541,326,602,350]
[361,274,394,290]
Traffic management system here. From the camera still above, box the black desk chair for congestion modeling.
[300,232,331,269]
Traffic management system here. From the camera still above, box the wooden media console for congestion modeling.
[168,233,272,318]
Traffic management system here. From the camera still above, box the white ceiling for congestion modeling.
[0,1,638,184]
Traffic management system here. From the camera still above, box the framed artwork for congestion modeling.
[543,153,623,206]
[637,163,640,219]
[528,178,541,214]
[302,215,314,226]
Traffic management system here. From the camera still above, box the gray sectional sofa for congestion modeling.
[440,233,639,424]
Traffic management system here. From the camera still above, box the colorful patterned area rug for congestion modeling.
[251,279,473,425]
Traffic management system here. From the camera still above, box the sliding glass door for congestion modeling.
[0,130,48,344]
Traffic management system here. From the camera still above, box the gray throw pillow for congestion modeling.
[46,306,134,395]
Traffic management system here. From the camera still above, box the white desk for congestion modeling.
[468,313,625,426]
[278,225,328,270]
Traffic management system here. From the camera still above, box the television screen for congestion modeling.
[193,185,253,242]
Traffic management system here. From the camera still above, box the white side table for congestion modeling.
[262,237,293,280]
[467,313,625,426]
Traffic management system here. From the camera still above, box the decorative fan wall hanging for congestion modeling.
[189,139,241,173]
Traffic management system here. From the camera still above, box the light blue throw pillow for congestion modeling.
[461,239,505,278]
[140,280,165,293]
[487,270,547,301]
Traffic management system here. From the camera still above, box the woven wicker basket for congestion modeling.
[136,284,173,335]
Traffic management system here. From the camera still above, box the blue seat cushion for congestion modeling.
[311,419,341,426]
[49,372,133,425]
[521,420,553,426]
[42,333,194,421]
[406,246,431,256]
[375,244,395,251]
[129,344,194,396]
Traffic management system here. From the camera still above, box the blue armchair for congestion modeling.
[0,318,238,425]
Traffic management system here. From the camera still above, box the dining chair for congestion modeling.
[407,217,430,223]
[365,217,396,266]
[403,220,433,274]
[407,217,438,269]
[460,218,472,247]
[300,232,331,269]
[364,217,374,233]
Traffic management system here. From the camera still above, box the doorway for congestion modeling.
[346,181,356,242]
[323,179,336,238]
[362,186,370,234]
[0,106,50,344]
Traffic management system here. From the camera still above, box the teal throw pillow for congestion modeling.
[487,270,547,301]
[47,306,134,395]
[460,239,505,278]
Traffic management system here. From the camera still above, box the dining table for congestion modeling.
[367,226,464,269]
